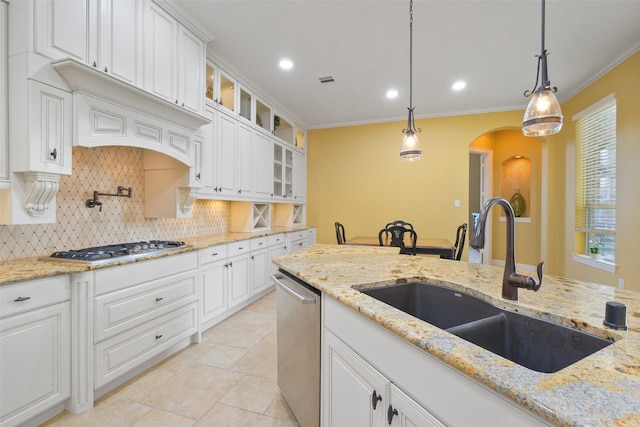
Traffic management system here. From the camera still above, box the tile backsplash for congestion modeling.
[0,146,230,261]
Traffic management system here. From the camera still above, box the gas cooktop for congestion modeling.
[39,240,190,265]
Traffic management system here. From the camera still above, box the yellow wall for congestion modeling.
[307,111,524,262]
[307,50,640,291]
[552,50,640,289]
[470,130,543,266]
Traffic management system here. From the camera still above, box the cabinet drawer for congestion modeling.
[95,252,197,295]
[94,302,197,389]
[199,244,227,265]
[94,270,197,342]
[268,233,286,246]
[251,237,268,251]
[228,240,251,257]
[0,276,70,318]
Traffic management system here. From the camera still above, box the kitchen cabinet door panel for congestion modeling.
[143,1,176,103]
[323,331,387,427]
[216,111,236,195]
[201,260,227,322]
[35,0,89,61]
[0,302,70,426]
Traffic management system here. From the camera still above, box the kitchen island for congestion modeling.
[273,244,640,427]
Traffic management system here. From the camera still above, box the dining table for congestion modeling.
[346,236,456,258]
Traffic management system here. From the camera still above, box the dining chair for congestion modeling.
[378,225,417,255]
[384,220,414,230]
[453,223,468,260]
[335,222,346,245]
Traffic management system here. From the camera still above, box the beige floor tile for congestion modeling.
[195,403,296,427]
[131,408,196,427]
[264,393,299,423]
[139,364,242,419]
[198,344,249,369]
[230,332,278,379]
[219,375,280,413]
[201,319,273,349]
[245,291,276,313]
[42,395,152,427]
[113,365,177,402]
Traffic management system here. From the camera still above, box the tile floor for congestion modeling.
[43,291,300,426]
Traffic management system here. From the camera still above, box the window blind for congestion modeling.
[574,99,616,234]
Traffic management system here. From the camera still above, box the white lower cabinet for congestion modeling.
[322,296,550,427]
[0,276,71,427]
[200,244,229,324]
[324,331,443,427]
[324,331,387,427]
[93,252,198,390]
[249,237,269,296]
[227,241,251,309]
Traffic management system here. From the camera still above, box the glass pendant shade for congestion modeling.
[522,87,563,136]
[400,130,421,161]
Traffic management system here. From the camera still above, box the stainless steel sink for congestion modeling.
[360,282,613,373]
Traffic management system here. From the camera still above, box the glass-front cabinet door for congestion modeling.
[218,71,236,114]
[239,86,252,122]
[256,98,271,133]
[206,62,237,114]
[205,63,215,103]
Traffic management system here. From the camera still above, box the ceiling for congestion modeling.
[176,0,640,130]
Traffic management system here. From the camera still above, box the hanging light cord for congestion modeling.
[404,0,421,135]
[524,0,557,97]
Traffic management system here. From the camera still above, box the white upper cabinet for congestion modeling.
[253,131,274,199]
[142,1,176,102]
[176,24,205,114]
[142,0,205,114]
[92,0,143,85]
[35,0,89,62]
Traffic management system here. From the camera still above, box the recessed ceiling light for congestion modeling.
[279,59,293,70]
[386,89,398,99]
[452,81,466,91]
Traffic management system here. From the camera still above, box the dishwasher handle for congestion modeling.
[272,273,317,304]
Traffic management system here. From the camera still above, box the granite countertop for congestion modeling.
[0,225,312,286]
[272,244,640,427]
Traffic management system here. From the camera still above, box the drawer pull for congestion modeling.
[238,247,244,250]
[155,334,163,340]
[155,297,163,302]
[212,252,218,256]
[14,296,31,302]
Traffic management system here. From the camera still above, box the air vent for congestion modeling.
[318,76,335,84]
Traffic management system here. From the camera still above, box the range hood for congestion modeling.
[52,58,210,167]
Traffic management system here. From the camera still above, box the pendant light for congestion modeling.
[522,0,563,136]
[400,0,422,161]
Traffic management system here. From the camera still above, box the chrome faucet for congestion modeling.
[470,197,543,301]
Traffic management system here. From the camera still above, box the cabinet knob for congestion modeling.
[371,390,382,410]
[238,189,242,194]
[104,66,108,73]
[14,296,31,302]
[155,297,163,302]
[251,255,254,260]
[50,148,57,160]
[387,405,398,424]
[196,173,201,180]
[155,334,163,340]
[92,61,97,67]
[175,99,179,104]
[182,103,185,107]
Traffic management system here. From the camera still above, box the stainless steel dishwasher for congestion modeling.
[272,272,321,427]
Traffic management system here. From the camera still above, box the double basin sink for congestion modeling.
[360,282,613,373]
